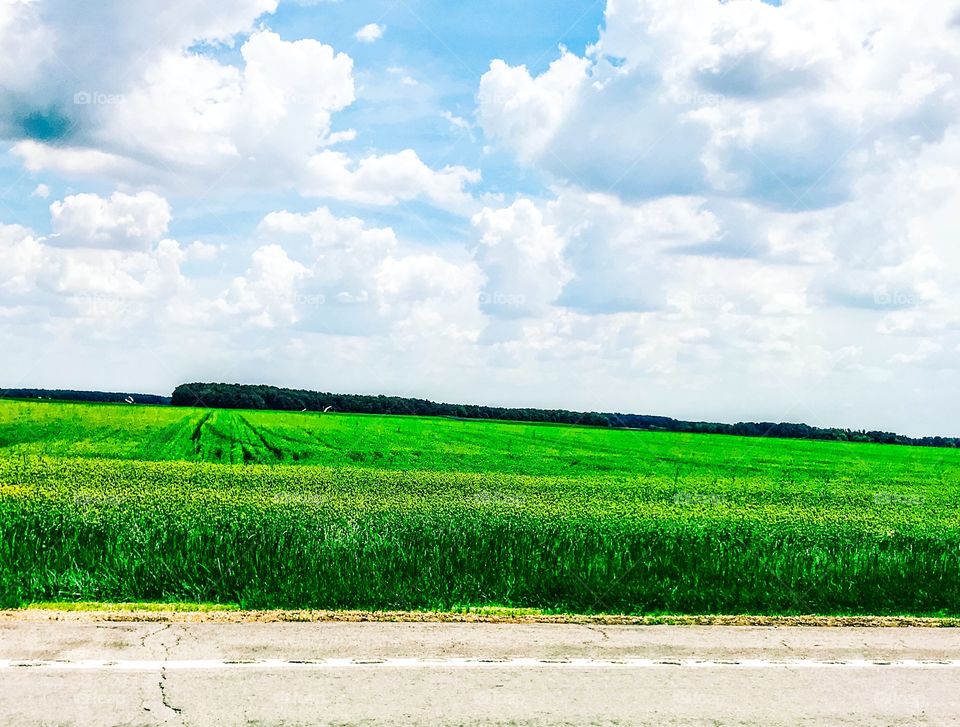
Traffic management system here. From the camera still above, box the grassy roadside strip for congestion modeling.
[5,456,960,615]
[2,605,960,627]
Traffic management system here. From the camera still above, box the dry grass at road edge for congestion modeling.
[2,608,958,627]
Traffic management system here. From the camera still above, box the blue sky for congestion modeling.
[0,0,958,436]
[0,1,606,269]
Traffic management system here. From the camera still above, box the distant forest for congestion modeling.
[171,382,959,449]
[0,388,172,406]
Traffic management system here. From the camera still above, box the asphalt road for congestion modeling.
[3,619,960,725]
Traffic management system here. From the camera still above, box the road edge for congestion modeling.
[2,609,959,627]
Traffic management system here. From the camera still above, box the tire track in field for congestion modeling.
[188,411,288,465]
[185,411,216,461]
[189,410,239,464]
[238,415,285,463]
[190,412,213,452]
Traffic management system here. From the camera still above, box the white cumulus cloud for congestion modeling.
[49,191,171,250]
[355,23,385,43]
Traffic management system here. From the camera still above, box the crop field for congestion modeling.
[1,398,959,614]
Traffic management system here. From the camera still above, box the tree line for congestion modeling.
[1,388,171,406]
[171,382,959,448]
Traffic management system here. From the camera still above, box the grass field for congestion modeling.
[1,398,959,614]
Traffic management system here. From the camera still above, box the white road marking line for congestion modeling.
[2,658,960,670]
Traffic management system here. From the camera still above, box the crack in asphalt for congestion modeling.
[159,665,183,721]
[147,624,185,724]
[138,623,170,650]
[585,625,610,641]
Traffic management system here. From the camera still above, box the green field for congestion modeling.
[1,398,959,614]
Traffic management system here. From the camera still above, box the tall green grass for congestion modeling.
[2,451,960,614]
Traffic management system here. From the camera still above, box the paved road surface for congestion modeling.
[3,619,960,725]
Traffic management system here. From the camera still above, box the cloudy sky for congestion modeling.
[1,0,958,436]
